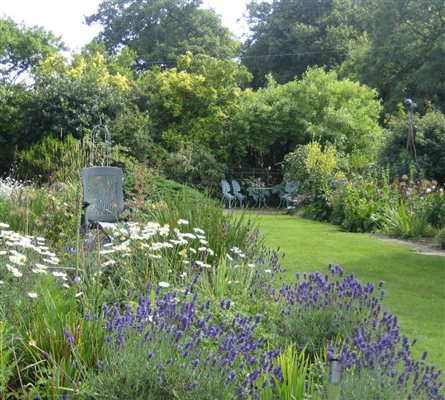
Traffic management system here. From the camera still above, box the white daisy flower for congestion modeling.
[44,258,59,265]
[9,253,26,265]
[52,271,68,280]
[6,265,23,278]
[148,254,162,259]
[179,233,197,239]
[99,249,116,255]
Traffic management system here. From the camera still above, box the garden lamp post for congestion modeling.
[404,98,419,169]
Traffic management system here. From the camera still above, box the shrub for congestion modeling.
[338,369,408,400]
[381,107,445,184]
[274,265,443,399]
[275,266,382,357]
[283,142,342,221]
[17,134,87,183]
[163,143,227,195]
[335,174,389,232]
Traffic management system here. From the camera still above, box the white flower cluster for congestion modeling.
[0,177,23,201]
[0,223,68,289]
[98,219,215,270]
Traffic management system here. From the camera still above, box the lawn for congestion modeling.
[253,213,445,370]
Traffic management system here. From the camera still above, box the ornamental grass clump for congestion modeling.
[199,244,285,302]
[95,219,220,292]
[78,280,282,399]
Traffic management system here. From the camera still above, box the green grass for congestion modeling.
[252,214,445,370]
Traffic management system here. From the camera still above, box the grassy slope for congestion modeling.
[252,214,445,370]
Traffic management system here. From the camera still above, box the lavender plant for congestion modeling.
[275,265,443,399]
[275,265,382,356]
[78,280,282,399]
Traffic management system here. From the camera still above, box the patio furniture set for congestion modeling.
[221,179,299,209]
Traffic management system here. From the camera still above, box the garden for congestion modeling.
[0,161,444,399]
[1,0,445,398]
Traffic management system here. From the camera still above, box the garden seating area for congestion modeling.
[221,178,299,209]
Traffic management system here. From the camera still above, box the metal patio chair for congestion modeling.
[221,179,235,209]
[279,180,300,208]
[231,179,247,207]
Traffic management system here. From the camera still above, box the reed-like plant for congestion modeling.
[0,321,15,397]
[382,198,434,238]
[257,344,325,400]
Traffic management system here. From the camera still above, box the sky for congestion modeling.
[0,0,252,52]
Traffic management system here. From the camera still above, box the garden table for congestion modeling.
[248,187,273,207]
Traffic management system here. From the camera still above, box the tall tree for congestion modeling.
[86,0,239,69]
[0,17,62,83]
[130,52,252,162]
[340,0,445,113]
[242,0,365,88]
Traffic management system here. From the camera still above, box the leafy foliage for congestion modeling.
[283,142,342,221]
[21,50,131,147]
[242,0,365,87]
[86,0,240,69]
[231,68,383,168]
[380,107,445,183]
[163,142,227,195]
[0,17,62,83]
[0,82,31,171]
[340,0,445,113]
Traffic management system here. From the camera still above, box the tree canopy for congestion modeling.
[242,0,365,88]
[340,0,445,113]
[86,0,240,69]
[0,17,62,83]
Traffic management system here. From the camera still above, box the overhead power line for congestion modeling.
[136,43,414,67]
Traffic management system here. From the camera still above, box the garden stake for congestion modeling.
[327,358,342,400]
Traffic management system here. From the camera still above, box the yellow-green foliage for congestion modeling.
[36,51,131,91]
[284,141,341,198]
[306,142,338,179]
